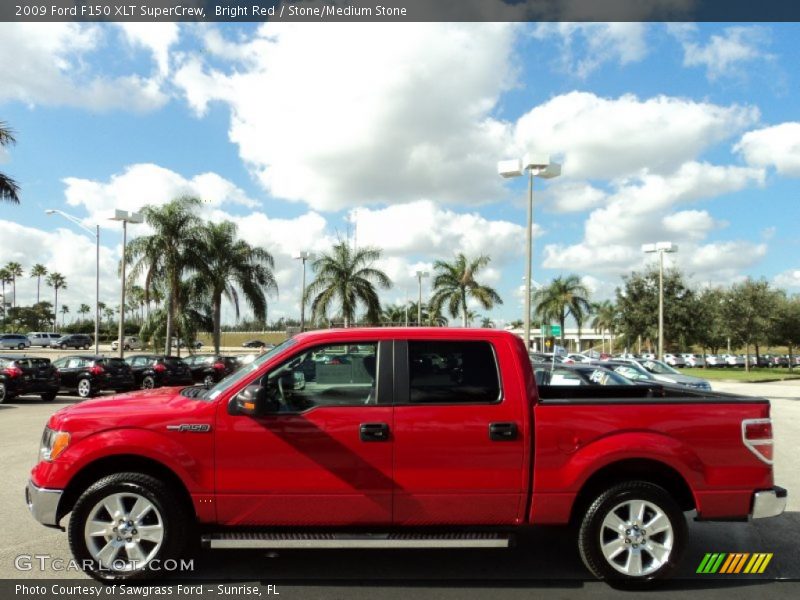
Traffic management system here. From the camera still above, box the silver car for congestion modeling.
[681,353,706,368]
[0,334,31,350]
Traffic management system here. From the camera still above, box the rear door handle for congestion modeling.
[360,422,390,442]
[489,422,518,441]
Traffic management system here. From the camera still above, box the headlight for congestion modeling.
[39,427,70,462]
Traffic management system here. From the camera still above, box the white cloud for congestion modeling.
[532,23,649,78]
[734,122,800,177]
[686,241,768,278]
[117,23,180,77]
[669,24,774,81]
[546,181,607,213]
[174,23,518,211]
[513,92,759,180]
[662,210,719,240]
[773,269,800,290]
[0,23,168,111]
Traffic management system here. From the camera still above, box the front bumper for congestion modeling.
[751,486,787,519]
[25,480,63,527]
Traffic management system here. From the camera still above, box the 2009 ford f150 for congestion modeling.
[26,328,787,583]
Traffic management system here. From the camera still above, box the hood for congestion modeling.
[652,373,710,387]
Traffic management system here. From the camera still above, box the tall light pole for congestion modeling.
[642,242,678,361]
[46,210,101,355]
[498,154,561,350]
[415,271,429,326]
[296,251,312,332]
[110,210,143,358]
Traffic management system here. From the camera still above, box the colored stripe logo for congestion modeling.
[696,553,773,574]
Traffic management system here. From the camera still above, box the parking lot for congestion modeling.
[0,381,798,598]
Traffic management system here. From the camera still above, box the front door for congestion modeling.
[392,339,528,525]
[215,340,394,526]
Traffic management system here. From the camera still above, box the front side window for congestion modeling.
[259,342,380,411]
[407,341,500,404]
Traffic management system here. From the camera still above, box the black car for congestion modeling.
[242,339,266,348]
[124,354,194,389]
[51,356,136,398]
[183,354,239,387]
[0,356,60,403]
[55,334,93,350]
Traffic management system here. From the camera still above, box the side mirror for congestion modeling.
[228,385,279,417]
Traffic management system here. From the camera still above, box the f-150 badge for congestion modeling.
[166,424,212,433]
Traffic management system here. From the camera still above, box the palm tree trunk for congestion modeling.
[12,277,16,309]
[213,293,222,355]
[560,314,566,348]
[461,288,468,327]
[36,277,41,304]
[164,289,174,356]
[54,287,59,332]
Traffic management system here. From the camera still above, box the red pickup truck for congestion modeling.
[26,328,786,584]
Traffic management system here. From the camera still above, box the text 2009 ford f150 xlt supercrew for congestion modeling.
[26,328,786,583]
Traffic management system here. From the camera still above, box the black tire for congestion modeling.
[578,481,686,585]
[124,345,130,351]
[60,343,67,350]
[77,378,95,399]
[17,343,25,350]
[84,344,91,350]
[0,382,7,404]
[142,376,156,390]
[40,391,58,402]
[68,472,189,582]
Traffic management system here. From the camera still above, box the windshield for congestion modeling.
[202,338,298,401]
[640,359,679,375]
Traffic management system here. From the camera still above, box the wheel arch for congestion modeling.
[569,458,696,525]
[57,454,196,524]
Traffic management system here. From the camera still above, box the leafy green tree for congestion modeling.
[45,272,66,330]
[693,288,728,357]
[195,221,278,354]
[4,262,23,308]
[722,279,780,372]
[125,196,204,354]
[78,303,91,322]
[430,254,502,328]
[533,275,591,348]
[0,267,10,325]
[769,293,800,371]
[509,319,523,329]
[480,316,495,328]
[381,303,408,325]
[30,264,48,304]
[6,302,53,332]
[591,300,617,353]
[0,122,20,204]
[615,267,695,352]
[305,243,392,327]
[60,304,69,327]
[139,279,212,355]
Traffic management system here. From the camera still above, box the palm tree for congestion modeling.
[305,242,392,327]
[533,275,592,348]
[429,254,503,327]
[30,264,48,304]
[381,303,408,326]
[60,304,69,327]
[127,285,147,324]
[591,300,617,353]
[481,316,495,328]
[194,221,278,354]
[4,262,23,308]
[0,267,10,315]
[425,304,449,327]
[140,278,212,355]
[0,122,20,204]
[125,196,204,355]
[45,272,67,330]
[103,306,115,332]
[78,303,91,322]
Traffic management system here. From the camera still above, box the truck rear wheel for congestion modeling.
[68,472,189,581]
[578,481,686,585]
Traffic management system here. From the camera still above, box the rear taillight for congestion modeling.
[213,362,225,371]
[153,363,167,373]
[88,365,105,376]
[4,366,23,378]
[742,418,774,464]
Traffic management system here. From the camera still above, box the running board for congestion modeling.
[202,532,511,550]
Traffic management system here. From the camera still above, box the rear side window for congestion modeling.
[100,358,127,368]
[407,341,500,404]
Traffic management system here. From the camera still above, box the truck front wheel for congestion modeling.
[578,481,686,584]
[68,472,189,581]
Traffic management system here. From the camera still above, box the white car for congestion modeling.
[111,336,143,351]
[27,332,62,347]
[565,353,596,364]
[663,353,687,368]
[681,353,706,368]
[721,353,745,367]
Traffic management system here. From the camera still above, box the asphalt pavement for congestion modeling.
[1,380,798,599]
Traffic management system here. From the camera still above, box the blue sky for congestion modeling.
[1,22,799,325]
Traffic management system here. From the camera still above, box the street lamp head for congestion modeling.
[416,270,429,279]
[110,209,144,223]
[522,153,552,170]
[296,251,312,260]
[497,158,523,178]
[536,162,562,179]
[656,241,678,253]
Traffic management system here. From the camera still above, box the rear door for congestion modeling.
[392,338,528,525]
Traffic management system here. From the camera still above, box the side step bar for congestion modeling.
[202,532,511,550]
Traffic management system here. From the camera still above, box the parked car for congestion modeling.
[663,353,686,368]
[183,354,239,387]
[51,356,136,398]
[27,332,62,347]
[564,353,596,364]
[27,328,786,584]
[636,358,712,390]
[704,354,725,368]
[235,353,259,368]
[54,334,93,350]
[0,356,60,403]
[111,336,144,351]
[764,354,789,368]
[532,363,634,386]
[124,354,194,389]
[743,354,770,368]
[681,353,706,368]
[242,339,267,348]
[0,334,31,350]
[170,339,203,349]
[598,360,664,385]
[719,353,745,367]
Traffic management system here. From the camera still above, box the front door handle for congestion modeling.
[360,422,390,442]
[489,422,518,441]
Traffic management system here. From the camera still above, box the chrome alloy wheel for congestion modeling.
[77,379,92,398]
[84,492,164,573]
[599,499,674,577]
